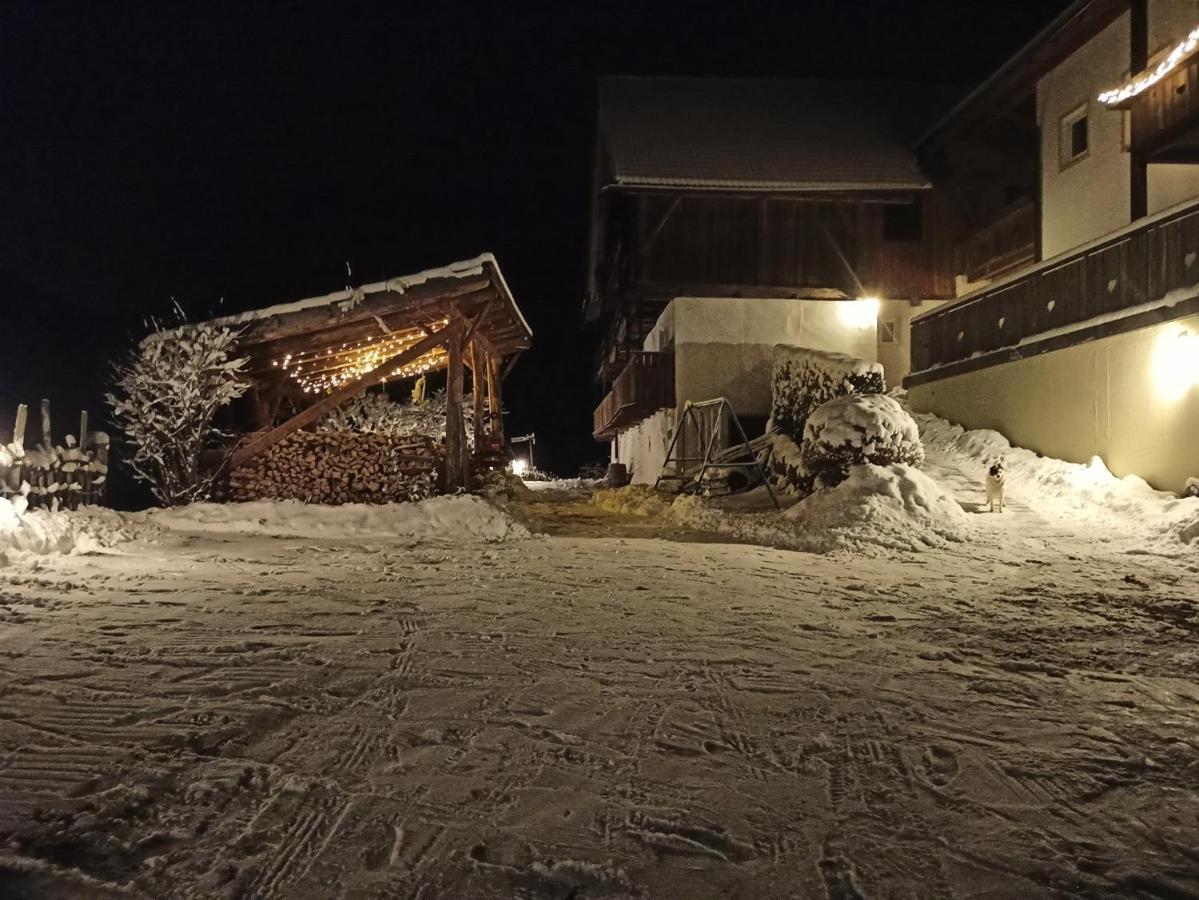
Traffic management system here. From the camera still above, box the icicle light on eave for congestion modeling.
[1098,25,1199,107]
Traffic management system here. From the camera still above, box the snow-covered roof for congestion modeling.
[599,77,941,193]
[154,253,532,362]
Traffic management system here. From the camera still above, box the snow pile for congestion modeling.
[916,412,1199,546]
[802,394,924,487]
[145,495,531,542]
[782,463,969,551]
[0,498,132,566]
[663,463,969,554]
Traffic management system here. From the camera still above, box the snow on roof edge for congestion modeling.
[145,253,531,347]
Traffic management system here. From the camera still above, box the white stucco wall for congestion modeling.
[1038,12,1131,259]
[612,297,879,482]
[908,312,1199,493]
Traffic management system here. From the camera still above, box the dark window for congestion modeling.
[1070,115,1088,159]
[883,199,923,242]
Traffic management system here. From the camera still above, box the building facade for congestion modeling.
[907,0,1199,492]
[585,78,958,480]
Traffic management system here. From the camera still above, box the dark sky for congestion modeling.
[1,0,1070,489]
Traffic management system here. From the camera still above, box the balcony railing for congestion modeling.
[957,198,1037,283]
[593,352,675,440]
[909,197,1199,383]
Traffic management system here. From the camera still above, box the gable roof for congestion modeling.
[598,77,946,193]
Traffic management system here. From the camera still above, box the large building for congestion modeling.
[585,77,958,481]
[907,0,1199,492]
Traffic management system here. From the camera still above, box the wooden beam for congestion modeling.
[470,340,485,448]
[231,327,449,469]
[444,324,467,490]
[486,350,502,444]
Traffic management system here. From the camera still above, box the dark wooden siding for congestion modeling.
[909,199,1199,380]
[630,193,957,301]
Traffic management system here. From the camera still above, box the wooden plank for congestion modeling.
[40,399,51,449]
[231,327,450,469]
[444,324,466,490]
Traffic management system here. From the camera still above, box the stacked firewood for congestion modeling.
[228,430,443,504]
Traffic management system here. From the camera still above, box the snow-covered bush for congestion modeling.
[770,346,884,441]
[317,389,473,447]
[800,394,924,489]
[1185,477,1199,499]
[107,318,248,507]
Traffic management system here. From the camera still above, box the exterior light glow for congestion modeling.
[1099,25,1199,106]
[839,297,880,329]
[510,458,528,477]
[1152,326,1199,401]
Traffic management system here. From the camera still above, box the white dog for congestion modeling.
[985,461,1006,513]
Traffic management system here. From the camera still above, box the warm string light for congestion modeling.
[270,317,452,394]
[1099,24,1199,106]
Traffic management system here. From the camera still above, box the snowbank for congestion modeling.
[782,463,969,551]
[145,496,531,543]
[0,499,131,566]
[916,412,1199,546]
[662,463,968,554]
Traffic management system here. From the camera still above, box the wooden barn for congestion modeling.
[169,254,531,502]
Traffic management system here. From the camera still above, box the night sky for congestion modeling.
[2,0,1070,499]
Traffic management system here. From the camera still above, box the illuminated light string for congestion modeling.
[1098,24,1199,106]
[269,317,452,394]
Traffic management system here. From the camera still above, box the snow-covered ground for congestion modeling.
[1,419,1197,898]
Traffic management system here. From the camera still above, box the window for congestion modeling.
[1060,103,1089,168]
[883,198,922,242]
[879,320,898,344]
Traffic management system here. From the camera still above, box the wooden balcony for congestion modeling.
[957,198,1037,283]
[1128,57,1199,162]
[909,197,1199,383]
[593,352,675,440]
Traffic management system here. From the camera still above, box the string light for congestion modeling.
[272,317,452,395]
[1099,24,1199,106]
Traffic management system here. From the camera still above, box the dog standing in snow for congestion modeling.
[985,461,1006,513]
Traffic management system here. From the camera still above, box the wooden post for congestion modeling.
[444,323,467,490]
[469,340,485,450]
[79,410,89,450]
[40,398,51,449]
[13,403,27,452]
[486,353,502,444]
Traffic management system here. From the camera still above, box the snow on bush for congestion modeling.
[145,495,531,542]
[801,394,924,489]
[108,314,248,507]
[770,346,884,440]
[317,389,473,447]
[916,411,1199,546]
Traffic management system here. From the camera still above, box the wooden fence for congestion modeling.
[1,400,110,511]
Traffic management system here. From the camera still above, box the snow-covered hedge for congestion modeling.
[800,394,924,489]
[770,346,885,440]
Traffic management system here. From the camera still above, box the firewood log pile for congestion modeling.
[229,430,443,504]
